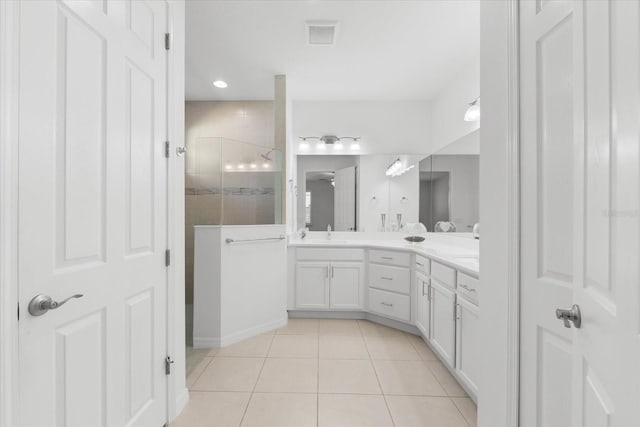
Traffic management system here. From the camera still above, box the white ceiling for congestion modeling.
[185,1,480,101]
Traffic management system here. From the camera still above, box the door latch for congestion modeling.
[165,356,175,375]
[28,294,84,316]
[555,304,581,328]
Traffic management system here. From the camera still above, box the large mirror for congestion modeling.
[419,131,479,233]
[297,155,359,231]
[295,132,479,235]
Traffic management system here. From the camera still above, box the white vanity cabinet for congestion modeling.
[295,248,365,310]
[415,271,431,337]
[414,255,431,337]
[367,249,412,322]
[429,261,457,367]
[454,272,480,395]
[330,263,365,309]
[455,296,480,396]
[296,262,330,309]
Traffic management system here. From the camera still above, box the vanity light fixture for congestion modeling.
[464,97,480,122]
[213,80,228,88]
[299,138,310,150]
[298,135,361,150]
[225,164,233,170]
[249,163,257,169]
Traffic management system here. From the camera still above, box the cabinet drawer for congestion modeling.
[369,249,411,267]
[431,261,456,288]
[297,247,364,261]
[415,255,430,274]
[369,264,411,294]
[368,288,411,322]
[457,273,479,304]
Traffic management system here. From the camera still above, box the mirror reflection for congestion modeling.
[296,132,479,237]
[297,156,358,231]
[419,132,480,233]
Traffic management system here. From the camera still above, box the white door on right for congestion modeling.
[520,1,640,426]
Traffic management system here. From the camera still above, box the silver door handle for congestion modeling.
[556,304,581,328]
[380,302,393,307]
[28,294,84,316]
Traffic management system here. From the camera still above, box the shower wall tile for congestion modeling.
[184,101,277,304]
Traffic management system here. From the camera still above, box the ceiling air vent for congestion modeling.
[306,21,339,46]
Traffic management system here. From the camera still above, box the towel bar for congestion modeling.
[225,236,286,244]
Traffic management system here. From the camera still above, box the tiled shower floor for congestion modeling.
[176,318,477,427]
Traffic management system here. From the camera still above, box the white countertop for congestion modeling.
[288,232,479,277]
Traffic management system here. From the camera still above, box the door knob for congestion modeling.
[555,304,581,328]
[28,294,83,317]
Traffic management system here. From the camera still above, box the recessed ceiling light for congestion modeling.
[213,80,228,88]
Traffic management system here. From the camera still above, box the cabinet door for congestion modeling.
[330,262,364,309]
[296,262,329,309]
[430,281,456,366]
[455,297,479,396]
[415,273,430,338]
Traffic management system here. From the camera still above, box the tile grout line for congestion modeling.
[237,333,276,427]
[187,356,214,390]
[358,320,396,427]
[451,397,474,427]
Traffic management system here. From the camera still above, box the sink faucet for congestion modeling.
[327,224,332,240]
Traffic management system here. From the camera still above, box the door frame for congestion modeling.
[0,1,20,426]
[478,0,520,426]
[0,2,187,426]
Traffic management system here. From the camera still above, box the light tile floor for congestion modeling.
[175,319,477,427]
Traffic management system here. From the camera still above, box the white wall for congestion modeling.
[430,55,480,153]
[193,225,287,347]
[292,100,433,155]
[478,1,515,426]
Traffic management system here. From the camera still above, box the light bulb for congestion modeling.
[464,98,480,122]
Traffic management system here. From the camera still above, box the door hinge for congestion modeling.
[165,249,171,267]
[165,356,174,375]
[165,141,170,158]
[165,33,171,50]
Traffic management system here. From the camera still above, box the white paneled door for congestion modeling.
[17,2,168,426]
[334,166,357,231]
[520,0,640,425]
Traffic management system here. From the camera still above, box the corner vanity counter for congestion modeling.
[287,232,480,401]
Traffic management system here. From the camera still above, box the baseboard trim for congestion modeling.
[287,310,421,335]
[173,387,189,421]
[193,316,288,349]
